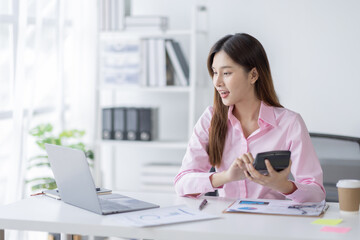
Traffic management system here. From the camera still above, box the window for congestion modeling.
[0,0,12,15]
[0,0,72,204]
[0,23,12,111]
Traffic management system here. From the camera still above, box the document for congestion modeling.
[107,205,220,227]
[224,199,327,216]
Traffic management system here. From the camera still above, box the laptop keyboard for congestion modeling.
[99,198,131,213]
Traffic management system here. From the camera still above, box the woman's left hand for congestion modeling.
[241,153,295,194]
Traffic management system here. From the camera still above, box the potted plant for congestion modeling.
[26,123,94,192]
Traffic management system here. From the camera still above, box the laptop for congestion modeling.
[45,143,159,215]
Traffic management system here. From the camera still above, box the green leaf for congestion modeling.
[66,143,86,151]
[29,155,48,162]
[36,138,61,149]
[59,130,85,139]
[31,181,57,191]
[25,177,55,184]
[36,138,58,149]
[86,150,94,160]
[27,162,51,170]
[29,124,53,137]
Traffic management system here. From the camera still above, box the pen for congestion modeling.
[30,192,44,196]
[199,199,208,210]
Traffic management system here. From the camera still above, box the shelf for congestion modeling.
[100,29,192,39]
[97,139,188,149]
[98,85,191,93]
[95,5,209,191]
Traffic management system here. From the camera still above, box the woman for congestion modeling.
[174,33,325,203]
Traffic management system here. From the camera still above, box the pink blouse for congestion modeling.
[174,102,326,203]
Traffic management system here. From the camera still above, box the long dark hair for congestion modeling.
[207,33,283,168]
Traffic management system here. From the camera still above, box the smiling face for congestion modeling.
[212,50,258,106]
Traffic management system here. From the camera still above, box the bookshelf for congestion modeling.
[94,5,209,193]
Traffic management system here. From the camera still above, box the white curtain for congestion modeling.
[65,0,97,145]
[2,0,97,239]
[5,0,33,205]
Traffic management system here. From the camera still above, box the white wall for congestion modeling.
[132,0,360,138]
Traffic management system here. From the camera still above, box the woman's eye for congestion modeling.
[224,72,231,76]
[213,71,218,75]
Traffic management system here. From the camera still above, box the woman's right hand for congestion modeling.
[210,156,247,188]
[225,157,247,182]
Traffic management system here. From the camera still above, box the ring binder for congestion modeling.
[113,107,126,140]
[126,107,139,140]
[102,108,113,139]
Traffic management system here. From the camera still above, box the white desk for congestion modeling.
[0,191,359,240]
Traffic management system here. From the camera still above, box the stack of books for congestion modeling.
[141,38,189,87]
[102,107,158,141]
[100,3,169,33]
[140,163,181,193]
[99,0,131,31]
